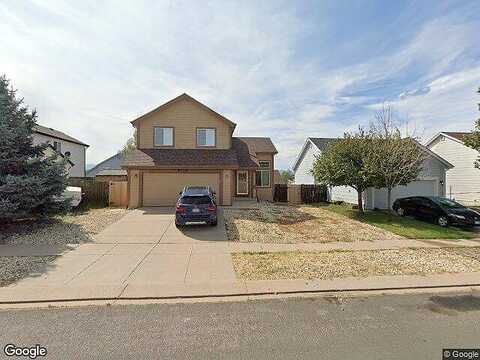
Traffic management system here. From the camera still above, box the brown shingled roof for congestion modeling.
[122,148,240,169]
[236,137,278,154]
[443,132,470,142]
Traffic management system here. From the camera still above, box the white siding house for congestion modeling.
[427,132,480,205]
[32,125,89,177]
[292,137,453,209]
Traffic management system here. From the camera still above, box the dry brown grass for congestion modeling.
[224,203,401,243]
[232,247,480,280]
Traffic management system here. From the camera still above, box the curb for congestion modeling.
[1,282,480,306]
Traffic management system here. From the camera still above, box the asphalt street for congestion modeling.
[0,291,479,359]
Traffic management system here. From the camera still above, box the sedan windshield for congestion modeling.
[431,197,464,209]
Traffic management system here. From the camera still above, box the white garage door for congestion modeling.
[142,172,220,206]
[372,180,437,209]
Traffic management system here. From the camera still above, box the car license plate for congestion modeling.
[192,208,200,213]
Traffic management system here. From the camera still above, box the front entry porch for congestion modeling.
[235,169,256,198]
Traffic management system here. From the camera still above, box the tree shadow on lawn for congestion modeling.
[0,215,97,287]
[0,256,60,287]
[227,205,317,226]
[0,217,93,245]
[224,205,319,242]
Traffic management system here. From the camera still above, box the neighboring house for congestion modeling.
[427,132,480,205]
[33,124,89,177]
[121,93,278,207]
[292,137,453,209]
[86,153,127,182]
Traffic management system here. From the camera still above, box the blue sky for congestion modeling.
[1,0,479,169]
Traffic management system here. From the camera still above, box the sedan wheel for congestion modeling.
[437,216,449,227]
[396,207,405,216]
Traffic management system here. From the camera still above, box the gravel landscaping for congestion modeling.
[0,256,57,287]
[0,208,127,245]
[224,203,402,243]
[232,247,480,280]
[0,208,127,287]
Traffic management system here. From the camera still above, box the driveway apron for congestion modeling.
[7,208,237,292]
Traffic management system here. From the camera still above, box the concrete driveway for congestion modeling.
[8,207,237,291]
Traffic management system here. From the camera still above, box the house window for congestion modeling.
[53,141,61,153]
[255,161,270,187]
[197,128,216,147]
[154,127,174,146]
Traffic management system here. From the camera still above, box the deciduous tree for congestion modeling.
[312,129,373,213]
[366,105,426,211]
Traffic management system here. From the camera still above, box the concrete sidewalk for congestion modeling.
[1,271,480,304]
[2,206,480,305]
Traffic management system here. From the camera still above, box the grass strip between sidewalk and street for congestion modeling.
[232,247,480,281]
[320,203,476,239]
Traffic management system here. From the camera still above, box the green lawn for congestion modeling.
[319,203,476,239]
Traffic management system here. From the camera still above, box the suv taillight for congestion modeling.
[176,204,186,214]
[207,204,216,212]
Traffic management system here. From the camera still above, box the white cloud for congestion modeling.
[0,1,478,170]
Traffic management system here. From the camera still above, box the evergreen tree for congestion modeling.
[0,75,70,221]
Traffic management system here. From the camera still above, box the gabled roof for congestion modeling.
[413,139,454,169]
[236,137,278,154]
[121,148,241,169]
[308,137,336,152]
[292,137,336,171]
[130,93,237,129]
[86,153,124,177]
[34,124,89,147]
[292,136,453,172]
[442,132,469,141]
[121,137,265,170]
[426,131,470,146]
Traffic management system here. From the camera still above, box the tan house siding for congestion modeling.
[222,170,233,206]
[127,169,233,206]
[137,98,233,150]
[255,152,274,201]
[128,169,141,208]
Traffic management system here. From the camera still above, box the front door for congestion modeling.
[237,170,248,195]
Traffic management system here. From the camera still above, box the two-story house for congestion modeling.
[122,94,277,207]
[33,124,89,177]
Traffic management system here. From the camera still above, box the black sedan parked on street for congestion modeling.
[392,196,480,227]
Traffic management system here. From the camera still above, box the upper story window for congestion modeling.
[154,127,174,147]
[255,161,271,187]
[197,128,216,147]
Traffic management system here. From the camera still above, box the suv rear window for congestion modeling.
[180,196,212,205]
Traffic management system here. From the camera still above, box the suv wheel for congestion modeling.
[396,207,405,216]
[437,216,449,227]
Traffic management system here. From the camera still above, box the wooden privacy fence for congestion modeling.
[67,178,109,206]
[284,184,328,204]
[109,181,128,207]
[274,184,288,202]
[300,184,328,203]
